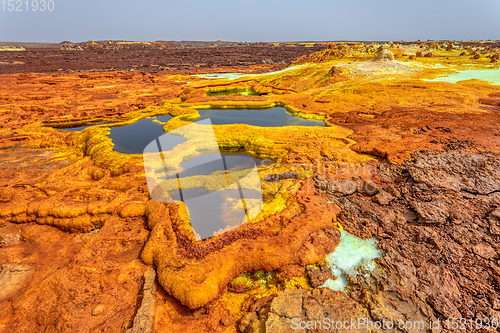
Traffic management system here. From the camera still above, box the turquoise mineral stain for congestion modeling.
[321,229,383,292]
[425,68,500,85]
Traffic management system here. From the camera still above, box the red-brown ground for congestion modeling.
[1,42,500,333]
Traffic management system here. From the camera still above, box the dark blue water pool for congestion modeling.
[196,107,324,127]
[62,115,175,154]
[61,107,322,154]
[161,153,264,240]
[108,116,176,154]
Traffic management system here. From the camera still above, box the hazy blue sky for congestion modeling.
[1,0,499,42]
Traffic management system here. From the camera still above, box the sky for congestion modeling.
[1,0,500,42]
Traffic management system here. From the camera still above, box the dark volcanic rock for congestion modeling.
[0,43,328,74]
[313,150,500,331]
[266,289,369,333]
[412,200,450,224]
[404,150,500,194]
[372,189,394,205]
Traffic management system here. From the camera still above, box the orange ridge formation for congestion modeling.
[141,183,340,309]
[1,41,500,332]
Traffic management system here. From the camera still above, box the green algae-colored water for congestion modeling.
[321,229,383,292]
[193,65,302,80]
[206,88,265,97]
[425,68,500,85]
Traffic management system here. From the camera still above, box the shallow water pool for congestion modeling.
[425,68,500,85]
[196,107,324,127]
[158,153,265,240]
[62,116,174,154]
[193,65,302,80]
[109,116,175,154]
[206,88,266,97]
[62,107,322,154]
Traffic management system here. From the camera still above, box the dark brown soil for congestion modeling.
[0,42,327,74]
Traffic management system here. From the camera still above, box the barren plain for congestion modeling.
[1,40,500,332]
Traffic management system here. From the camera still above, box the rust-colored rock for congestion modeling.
[305,263,334,288]
[141,184,340,309]
[0,264,34,302]
[373,49,395,61]
[328,150,500,325]
[239,288,371,333]
[2,41,500,332]
[327,65,342,76]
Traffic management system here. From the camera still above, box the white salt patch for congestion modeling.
[320,229,382,292]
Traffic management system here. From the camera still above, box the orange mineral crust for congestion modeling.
[141,183,340,309]
[1,41,500,332]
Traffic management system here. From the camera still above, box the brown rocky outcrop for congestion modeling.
[372,49,395,61]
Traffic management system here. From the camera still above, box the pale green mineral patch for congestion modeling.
[320,229,383,292]
[425,68,500,85]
